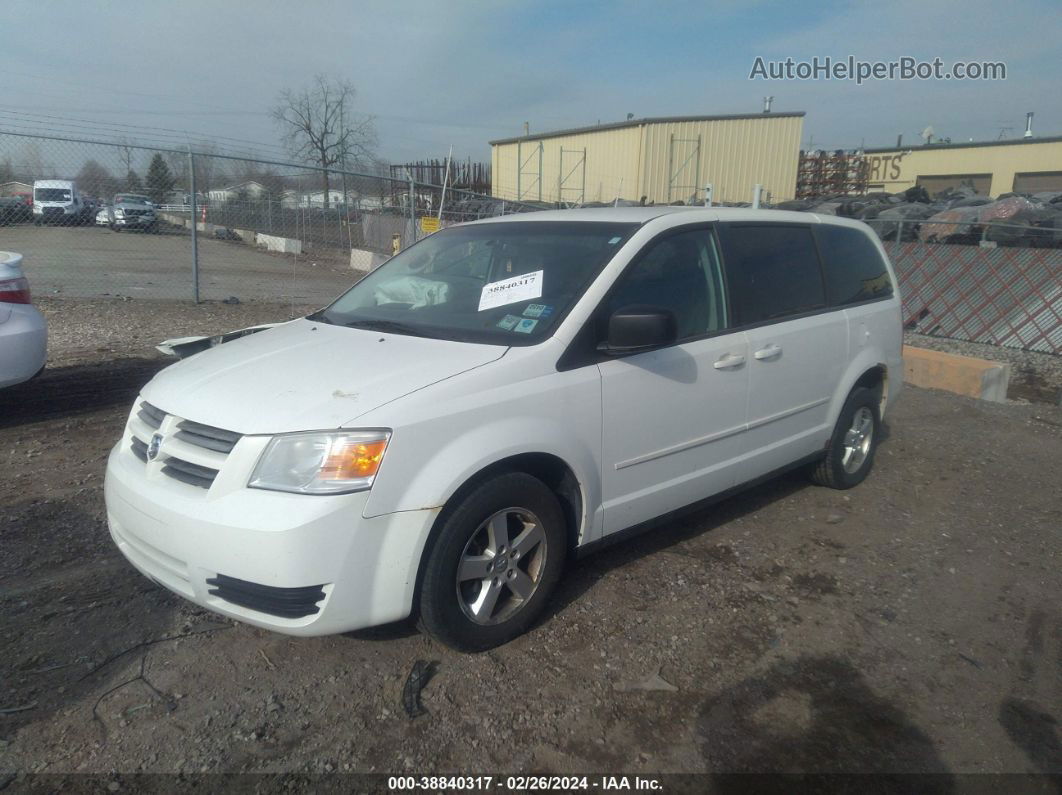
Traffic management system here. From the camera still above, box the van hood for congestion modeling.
[142,319,507,434]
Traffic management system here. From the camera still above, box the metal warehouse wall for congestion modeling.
[491,113,804,206]
[864,138,1062,196]
[639,115,803,205]
[492,126,643,205]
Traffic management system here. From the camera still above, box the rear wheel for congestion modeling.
[810,386,881,489]
[418,472,567,651]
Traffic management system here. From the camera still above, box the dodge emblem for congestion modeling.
[147,432,163,461]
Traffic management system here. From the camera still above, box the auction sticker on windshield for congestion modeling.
[478,270,543,311]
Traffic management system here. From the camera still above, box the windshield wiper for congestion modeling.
[344,319,433,337]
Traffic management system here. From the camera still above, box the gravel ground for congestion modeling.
[0,301,1060,782]
[34,298,316,368]
[905,332,1062,405]
[6,224,357,304]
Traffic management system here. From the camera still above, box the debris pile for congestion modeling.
[776,186,1062,246]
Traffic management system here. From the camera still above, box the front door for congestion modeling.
[597,227,749,535]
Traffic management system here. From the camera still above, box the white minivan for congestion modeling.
[105,208,902,650]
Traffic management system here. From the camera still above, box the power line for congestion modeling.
[0,108,290,159]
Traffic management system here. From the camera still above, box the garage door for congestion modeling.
[916,174,992,197]
[1012,171,1062,193]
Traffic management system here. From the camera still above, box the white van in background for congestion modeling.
[32,179,89,225]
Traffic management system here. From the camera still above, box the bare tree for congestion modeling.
[76,159,117,199]
[272,75,377,210]
[191,140,224,193]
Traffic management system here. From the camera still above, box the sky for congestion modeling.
[3,0,1060,169]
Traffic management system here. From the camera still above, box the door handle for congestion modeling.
[753,344,782,360]
[713,353,746,370]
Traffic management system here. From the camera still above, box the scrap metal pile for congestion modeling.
[775,186,1062,247]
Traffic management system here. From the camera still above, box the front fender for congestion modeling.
[364,415,602,544]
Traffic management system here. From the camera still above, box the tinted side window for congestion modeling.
[605,228,727,340]
[815,224,894,306]
[720,225,825,325]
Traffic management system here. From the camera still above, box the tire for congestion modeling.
[810,386,881,489]
[417,472,567,652]
[110,224,119,232]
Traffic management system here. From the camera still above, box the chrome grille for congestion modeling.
[138,402,165,429]
[130,436,148,462]
[128,400,241,490]
[161,459,219,489]
[175,419,242,454]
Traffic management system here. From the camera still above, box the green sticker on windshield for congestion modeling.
[496,314,521,330]
[513,318,538,334]
[522,303,552,318]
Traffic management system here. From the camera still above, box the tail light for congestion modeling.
[0,277,31,304]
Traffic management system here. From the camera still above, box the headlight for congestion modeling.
[114,209,125,217]
[248,430,391,495]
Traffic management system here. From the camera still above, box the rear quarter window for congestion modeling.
[815,224,894,306]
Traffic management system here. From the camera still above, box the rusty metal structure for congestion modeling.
[796,150,869,198]
[389,159,491,193]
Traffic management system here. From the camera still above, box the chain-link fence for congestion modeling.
[0,130,542,306]
[1,128,1059,353]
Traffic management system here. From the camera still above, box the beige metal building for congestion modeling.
[490,112,804,206]
[863,136,1062,197]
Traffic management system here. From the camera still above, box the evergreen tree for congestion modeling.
[125,170,144,193]
[145,153,176,204]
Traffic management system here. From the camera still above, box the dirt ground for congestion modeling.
[1,301,1060,785]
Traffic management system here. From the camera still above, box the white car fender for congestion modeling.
[367,414,602,543]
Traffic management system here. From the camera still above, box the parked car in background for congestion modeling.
[0,195,32,225]
[95,204,111,227]
[32,179,93,225]
[0,251,47,389]
[105,207,902,651]
[108,194,158,232]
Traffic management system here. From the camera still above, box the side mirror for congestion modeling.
[600,305,677,355]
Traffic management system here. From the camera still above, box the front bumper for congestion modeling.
[113,216,156,227]
[104,433,438,635]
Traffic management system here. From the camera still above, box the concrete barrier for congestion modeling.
[233,228,256,244]
[255,233,302,255]
[903,345,1010,402]
[349,247,389,272]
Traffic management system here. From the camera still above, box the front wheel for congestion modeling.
[417,472,567,651]
[810,386,881,489]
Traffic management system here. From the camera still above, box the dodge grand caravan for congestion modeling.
[105,208,902,651]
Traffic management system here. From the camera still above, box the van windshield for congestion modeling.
[35,188,71,202]
[313,221,637,345]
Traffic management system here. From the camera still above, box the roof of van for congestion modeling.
[462,206,865,228]
[33,180,75,188]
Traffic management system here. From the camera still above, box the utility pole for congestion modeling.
[188,147,199,303]
[438,145,453,221]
